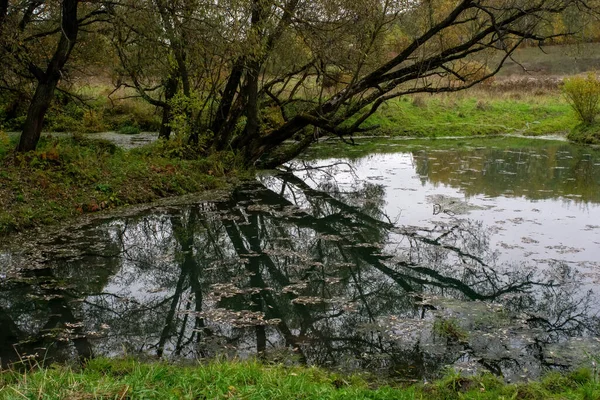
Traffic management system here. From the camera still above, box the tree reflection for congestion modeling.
[0,228,121,367]
[0,171,598,380]
[411,144,600,203]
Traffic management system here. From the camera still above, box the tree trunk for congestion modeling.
[16,0,79,153]
[158,75,178,140]
[158,107,172,140]
[16,82,56,152]
[0,0,8,30]
[242,60,261,146]
[210,60,244,150]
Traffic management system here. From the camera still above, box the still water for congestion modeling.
[1,138,600,381]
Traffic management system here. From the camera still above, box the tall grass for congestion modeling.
[1,358,599,400]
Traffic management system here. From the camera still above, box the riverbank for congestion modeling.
[0,358,597,399]
[358,88,576,137]
[0,134,244,236]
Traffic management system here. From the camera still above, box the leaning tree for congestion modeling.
[5,0,593,159]
[107,0,591,166]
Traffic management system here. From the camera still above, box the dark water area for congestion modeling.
[1,138,600,381]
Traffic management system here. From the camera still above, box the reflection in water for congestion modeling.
[1,164,599,381]
[409,143,600,203]
[304,139,600,203]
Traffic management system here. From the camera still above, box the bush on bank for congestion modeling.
[562,73,600,144]
[568,122,600,144]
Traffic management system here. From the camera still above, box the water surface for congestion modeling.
[2,138,600,381]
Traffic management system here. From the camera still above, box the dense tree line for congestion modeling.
[0,0,597,166]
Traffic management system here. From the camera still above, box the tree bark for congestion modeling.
[158,75,179,140]
[0,0,8,31]
[242,60,261,145]
[17,82,56,152]
[16,0,80,153]
[210,58,245,149]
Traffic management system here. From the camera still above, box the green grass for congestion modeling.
[0,134,244,236]
[568,121,600,144]
[0,359,415,400]
[0,73,580,141]
[432,317,469,343]
[355,93,577,137]
[0,359,599,399]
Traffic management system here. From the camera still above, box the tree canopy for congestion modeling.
[1,0,597,165]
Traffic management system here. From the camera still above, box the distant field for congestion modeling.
[498,42,600,77]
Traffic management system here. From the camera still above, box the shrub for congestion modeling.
[562,73,600,124]
[82,109,107,133]
[45,113,82,132]
[104,98,161,131]
[118,125,141,135]
[566,121,600,144]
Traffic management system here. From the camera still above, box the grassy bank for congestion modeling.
[0,134,242,236]
[359,90,576,137]
[0,359,598,399]
[568,122,600,144]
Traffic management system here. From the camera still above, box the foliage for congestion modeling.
[102,96,161,132]
[6,0,591,162]
[562,73,600,124]
[3,1,600,163]
[82,109,108,133]
[567,121,600,144]
[0,135,235,236]
[0,84,575,140]
[118,124,141,135]
[0,89,162,135]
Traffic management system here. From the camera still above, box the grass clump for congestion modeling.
[0,134,241,236]
[0,359,416,400]
[1,359,599,400]
[433,317,469,343]
[118,124,141,135]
